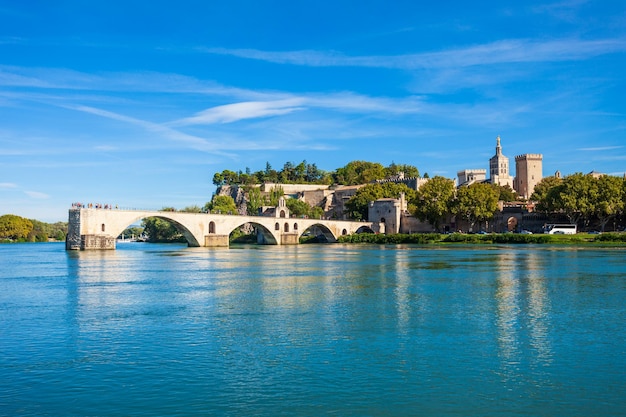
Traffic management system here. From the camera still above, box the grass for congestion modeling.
[337,232,626,245]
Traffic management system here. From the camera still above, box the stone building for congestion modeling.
[514,154,543,199]
[457,169,487,186]
[489,135,513,188]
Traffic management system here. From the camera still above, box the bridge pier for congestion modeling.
[204,234,229,247]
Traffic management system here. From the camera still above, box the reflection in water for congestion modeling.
[526,251,553,367]
[495,251,521,380]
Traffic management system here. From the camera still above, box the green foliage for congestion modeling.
[205,195,238,214]
[595,175,624,231]
[245,186,263,215]
[286,198,311,217]
[345,182,416,221]
[265,186,284,207]
[0,214,33,241]
[310,206,325,219]
[180,205,202,213]
[493,184,517,202]
[334,161,386,185]
[412,176,455,232]
[338,233,440,244]
[141,217,185,243]
[453,183,499,231]
[385,162,419,178]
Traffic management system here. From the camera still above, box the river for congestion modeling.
[1,242,625,416]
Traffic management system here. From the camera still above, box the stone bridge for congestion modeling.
[66,207,374,250]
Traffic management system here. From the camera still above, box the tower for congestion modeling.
[514,154,543,200]
[489,136,513,188]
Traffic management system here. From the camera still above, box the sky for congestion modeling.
[1,0,625,222]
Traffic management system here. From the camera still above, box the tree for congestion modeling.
[453,183,500,231]
[345,182,416,221]
[265,186,284,207]
[594,175,625,232]
[557,173,597,227]
[0,214,33,240]
[310,206,325,219]
[385,163,419,178]
[531,175,563,212]
[334,161,386,185]
[245,187,263,215]
[286,198,311,217]
[205,195,238,214]
[141,217,184,242]
[492,184,517,202]
[180,205,202,213]
[412,176,455,232]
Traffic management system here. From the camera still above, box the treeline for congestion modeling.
[0,214,67,242]
[531,173,626,231]
[338,232,626,245]
[212,160,421,186]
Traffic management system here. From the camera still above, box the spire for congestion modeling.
[496,135,502,155]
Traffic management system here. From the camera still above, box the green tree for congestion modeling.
[0,214,33,240]
[531,175,563,212]
[246,186,263,215]
[205,195,238,214]
[334,161,386,185]
[594,175,625,232]
[286,198,311,217]
[493,184,517,202]
[141,217,184,242]
[345,182,415,221]
[310,206,325,219]
[180,205,202,213]
[264,186,284,207]
[557,173,597,227]
[412,176,455,232]
[385,162,419,178]
[453,183,500,231]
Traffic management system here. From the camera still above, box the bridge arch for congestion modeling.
[300,223,339,243]
[227,220,280,245]
[110,214,202,247]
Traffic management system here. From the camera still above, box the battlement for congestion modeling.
[515,153,543,160]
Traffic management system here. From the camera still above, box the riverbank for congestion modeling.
[337,232,626,245]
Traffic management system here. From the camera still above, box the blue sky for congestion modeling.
[1,0,625,222]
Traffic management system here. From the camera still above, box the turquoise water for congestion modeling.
[1,242,625,416]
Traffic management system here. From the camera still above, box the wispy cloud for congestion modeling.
[577,146,623,151]
[201,37,626,69]
[171,99,306,126]
[0,182,18,189]
[24,190,50,199]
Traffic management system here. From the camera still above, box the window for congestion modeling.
[284,223,289,232]
[101,223,105,232]
[209,222,215,234]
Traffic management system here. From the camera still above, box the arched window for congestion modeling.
[294,223,298,230]
[342,229,347,235]
[275,222,280,231]
[209,221,215,234]
[101,223,106,232]
[284,223,289,232]
[279,210,286,218]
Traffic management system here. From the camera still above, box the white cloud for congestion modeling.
[202,37,626,69]
[577,146,623,151]
[24,190,50,199]
[0,182,18,189]
[171,99,306,126]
